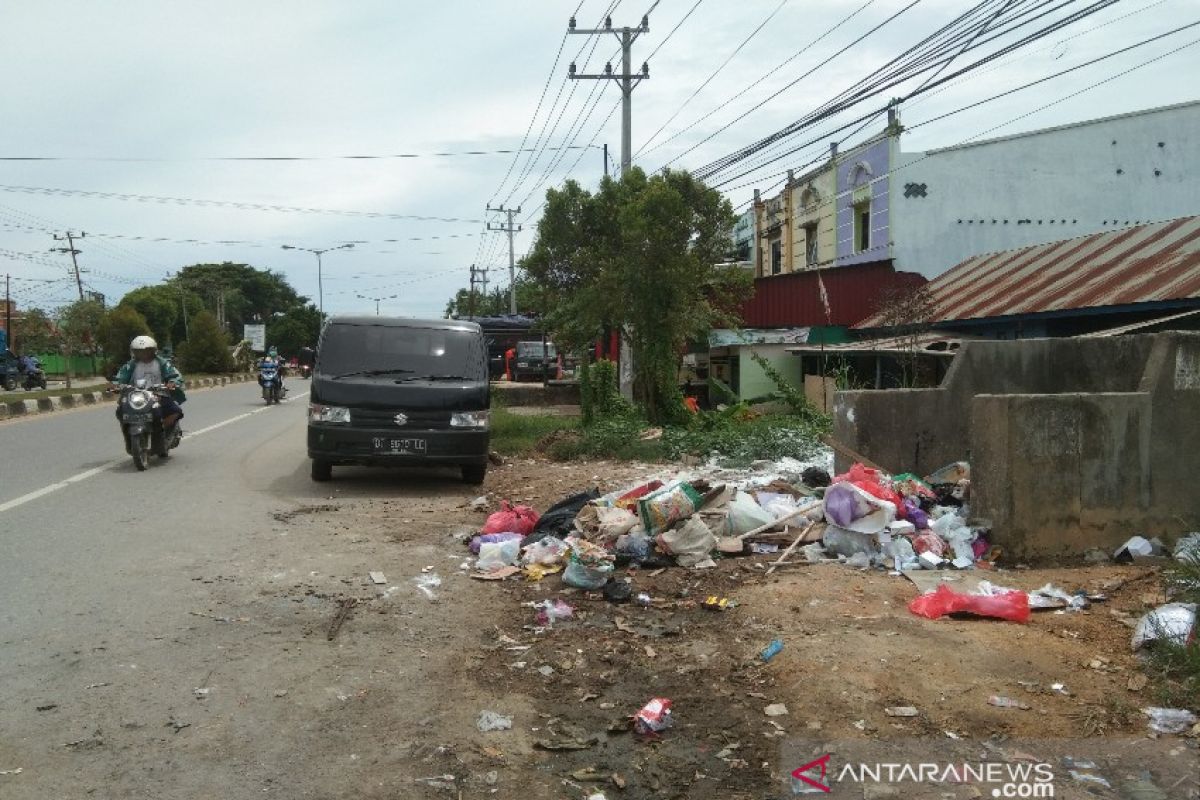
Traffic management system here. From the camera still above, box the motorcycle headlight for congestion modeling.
[450,410,489,429]
[128,390,151,410]
[309,403,351,424]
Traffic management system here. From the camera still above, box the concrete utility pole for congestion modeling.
[51,231,86,300]
[569,14,650,176]
[485,206,521,314]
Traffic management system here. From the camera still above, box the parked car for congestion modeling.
[511,340,558,382]
[0,350,20,391]
[307,316,490,484]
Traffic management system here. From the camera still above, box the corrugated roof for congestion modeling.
[856,216,1200,328]
[740,262,927,328]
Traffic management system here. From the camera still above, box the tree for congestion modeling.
[524,167,751,422]
[443,276,547,318]
[97,305,152,375]
[176,310,233,374]
[119,285,179,346]
[265,303,322,356]
[56,298,106,386]
[13,307,57,353]
[172,262,308,334]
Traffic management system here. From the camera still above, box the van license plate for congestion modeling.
[372,437,427,455]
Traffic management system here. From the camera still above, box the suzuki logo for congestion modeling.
[393,413,408,426]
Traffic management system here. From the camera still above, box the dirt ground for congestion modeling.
[35,456,1194,799]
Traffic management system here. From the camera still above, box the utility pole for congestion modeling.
[569,14,650,176]
[486,206,521,314]
[4,274,11,350]
[468,265,478,319]
[603,143,609,178]
[51,231,86,300]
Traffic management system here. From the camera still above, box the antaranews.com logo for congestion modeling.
[790,753,1055,796]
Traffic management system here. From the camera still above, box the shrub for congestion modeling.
[176,311,234,374]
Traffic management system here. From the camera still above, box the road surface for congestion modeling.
[0,379,502,799]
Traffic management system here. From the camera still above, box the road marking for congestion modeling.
[0,392,310,513]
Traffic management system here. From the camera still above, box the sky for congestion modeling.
[1,0,1197,320]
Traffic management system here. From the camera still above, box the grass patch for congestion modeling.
[1142,551,1200,709]
[489,406,581,457]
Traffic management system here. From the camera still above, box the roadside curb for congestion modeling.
[0,374,257,421]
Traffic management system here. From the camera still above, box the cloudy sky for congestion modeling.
[1,0,1196,319]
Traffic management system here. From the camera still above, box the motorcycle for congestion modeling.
[112,381,182,471]
[21,365,47,391]
[298,363,312,379]
[259,363,283,404]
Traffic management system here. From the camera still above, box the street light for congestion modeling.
[356,293,397,316]
[280,243,355,315]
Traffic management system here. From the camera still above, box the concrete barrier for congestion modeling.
[0,375,255,422]
[833,332,1200,557]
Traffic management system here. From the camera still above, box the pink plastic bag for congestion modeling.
[481,500,540,535]
[908,584,1030,623]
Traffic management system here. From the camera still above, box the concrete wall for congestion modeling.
[833,332,1200,556]
[891,101,1200,278]
[791,167,837,270]
[735,343,807,401]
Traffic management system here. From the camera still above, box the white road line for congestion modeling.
[0,391,310,513]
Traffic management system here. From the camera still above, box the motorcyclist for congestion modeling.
[258,346,287,395]
[111,335,186,428]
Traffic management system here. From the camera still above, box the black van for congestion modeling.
[307,317,490,484]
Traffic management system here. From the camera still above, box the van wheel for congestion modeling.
[462,464,487,485]
[311,459,333,482]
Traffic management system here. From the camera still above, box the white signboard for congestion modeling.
[243,324,266,352]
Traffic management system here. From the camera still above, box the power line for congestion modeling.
[0,145,603,162]
[0,184,483,224]
[637,0,785,156]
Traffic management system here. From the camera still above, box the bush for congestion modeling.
[580,359,631,424]
[176,311,234,374]
[490,406,581,456]
[1145,550,1200,707]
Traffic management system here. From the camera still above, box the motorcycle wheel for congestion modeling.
[132,436,149,471]
[2,377,14,391]
[155,429,170,458]
[38,378,47,390]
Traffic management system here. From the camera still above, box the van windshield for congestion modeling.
[517,341,556,359]
[319,324,487,381]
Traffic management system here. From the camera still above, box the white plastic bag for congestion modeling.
[658,517,717,568]
[522,536,569,566]
[477,539,520,571]
[1131,602,1197,652]
[725,490,774,536]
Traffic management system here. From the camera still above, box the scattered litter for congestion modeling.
[472,565,520,580]
[1131,603,1197,652]
[477,538,521,571]
[1114,535,1163,562]
[1174,532,1200,562]
[469,495,489,511]
[63,733,104,750]
[273,689,289,698]
[987,695,1030,710]
[538,665,556,677]
[633,697,673,734]
[562,539,615,589]
[635,592,652,607]
[534,599,575,626]
[368,571,387,585]
[1069,770,1112,789]
[909,583,1030,623]
[760,639,784,663]
[885,706,919,717]
[35,703,57,712]
[413,573,441,601]
[703,596,732,612]
[193,688,210,699]
[603,580,633,603]
[84,682,110,689]
[476,710,513,732]
[0,768,22,776]
[750,542,779,554]
[1142,707,1198,734]
[763,703,789,717]
[1050,683,1070,696]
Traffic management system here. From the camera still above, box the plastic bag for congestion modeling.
[470,532,523,554]
[725,490,774,536]
[522,536,569,566]
[481,500,540,535]
[633,697,673,735]
[534,598,575,626]
[477,539,520,571]
[1174,533,1200,563]
[908,583,1031,623]
[528,490,599,542]
[638,483,702,535]
[1142,706,1199,734]
[658,517,717,568]
[576,504,640,543]
[615,530,651,561]
[823,481,896,534]
[822,525,878,558]
[562,538,615,589]
[913,531,948,557]
[1131,603,1197,652]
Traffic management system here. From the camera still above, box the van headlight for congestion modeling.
[310,403,351,424]
[450,410,489,429]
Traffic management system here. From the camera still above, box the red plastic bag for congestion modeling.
[834,463,904,511]
[834,463,884,485]
[908,584,1030,623]
[481,500,540,535]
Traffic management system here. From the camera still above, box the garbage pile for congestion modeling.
[463,458,996,589]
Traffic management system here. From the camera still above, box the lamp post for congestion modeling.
[280,243,354,315]
[356,293,396,316]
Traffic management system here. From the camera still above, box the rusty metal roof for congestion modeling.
[856,216,1200,328]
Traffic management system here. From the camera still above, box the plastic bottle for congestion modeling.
[760,639,784,663]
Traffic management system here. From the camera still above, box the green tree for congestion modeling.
[56,298,107,386]
[119,285,180,346]
[176,310,233,374]
[524,167,750,422]
[265,304,322,356]
[443,275,547,318]
[12,307,57,353]
[97,305,152,375]
[172,262,308,334]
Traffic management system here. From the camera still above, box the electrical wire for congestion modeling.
[0,145,603,163]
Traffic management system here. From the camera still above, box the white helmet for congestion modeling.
[130,335,158,352]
